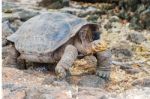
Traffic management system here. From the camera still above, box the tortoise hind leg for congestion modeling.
[4,44,26,69]
[17,58,26,69]
[4,44,19,68]
[55,45,78,80]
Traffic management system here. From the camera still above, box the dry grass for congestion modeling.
[106,65,150,93]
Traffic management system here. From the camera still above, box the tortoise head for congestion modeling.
[78,24,100,42]
[78,24,107,54]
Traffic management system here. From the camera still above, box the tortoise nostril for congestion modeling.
[93,31,100,40]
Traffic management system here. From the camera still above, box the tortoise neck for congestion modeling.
[74,26,93,55]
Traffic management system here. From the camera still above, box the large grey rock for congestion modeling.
[117,87,150,99]
[2,19,23,46]
[2,2,21,13]
[2,21,14,46]
[3,83,26,99]
[3,2,40,22]
[25,87,72,99]
[60,6,104,18]
[3,0,69,9]
[38,0,69,9]
[3,83,26,91]
[15,9,39,21]
[3,10,39,22]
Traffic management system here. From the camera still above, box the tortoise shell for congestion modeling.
[7,12,98,55]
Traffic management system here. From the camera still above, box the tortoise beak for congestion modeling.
[92,40,108,52]
[97,41,108,52]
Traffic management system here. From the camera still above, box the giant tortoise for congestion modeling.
[5,12,112,80]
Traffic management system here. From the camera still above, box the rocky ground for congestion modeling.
[2,0,150,99]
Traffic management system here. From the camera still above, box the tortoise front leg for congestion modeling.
[4,44,26,69]
[55,45,78,80]
[96,50,112,80]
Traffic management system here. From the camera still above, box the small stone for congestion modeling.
[9,19,23,32]
[127,32,146,44]
[2,45,11,59]
[3,83,15,89]
[38,94,54,99]
[3,83,26,92]
[4,90,26,99]
[42,76,56,85]
[104,22,112,30]
[125,68,140,74]
[51,80,69,87]
[111,41,133,59]
[27,63,49,72]
[78,87,108,99]
[100,95,108,99]
[25,87,45,99]
[2,13,20,22]
[87,14,99,22]
[132,77,150,87]
[55,90,72,99]
[60,7,81,15]
[78,75,106,88]
[25,87,55,99]
[16,10,39,21]
[109,16,120,22]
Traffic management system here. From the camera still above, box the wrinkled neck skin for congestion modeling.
[74,25,99,56]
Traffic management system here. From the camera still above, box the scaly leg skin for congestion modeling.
[3,44,19,68]
[55,45,78,80]
[96,50,112,80]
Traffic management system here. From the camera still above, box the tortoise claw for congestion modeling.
[55,66,66,80]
